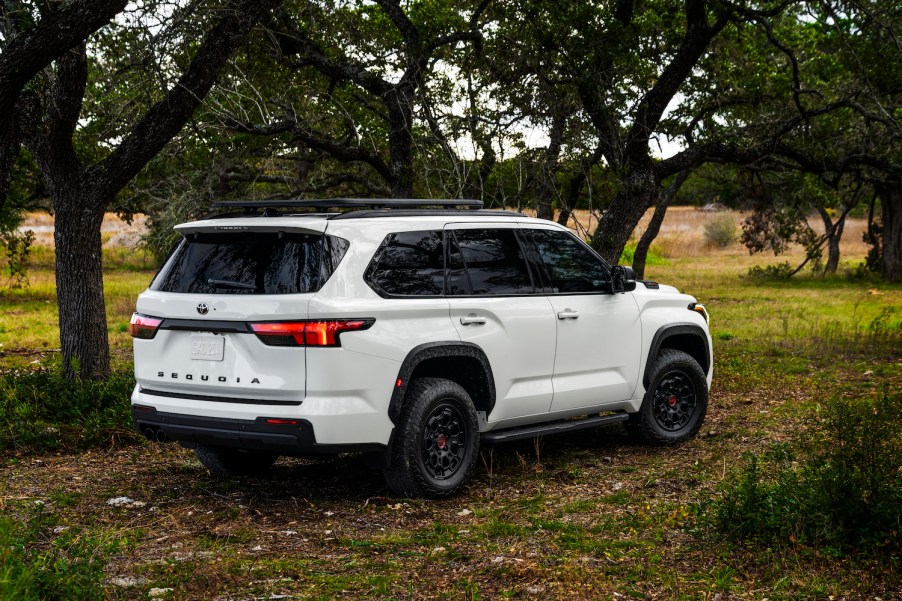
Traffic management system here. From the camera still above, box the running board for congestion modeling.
[480,412,630,445]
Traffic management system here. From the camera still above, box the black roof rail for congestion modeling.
[328,208,525,220]
[210,198,483,214]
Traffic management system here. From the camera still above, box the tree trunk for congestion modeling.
[879,184,902,282]
[815,206,844,275]
[591,163,657,264]
[386,90,415,198]
[632,170,689,279]
[53,199,109,379]
[536,114,565,221]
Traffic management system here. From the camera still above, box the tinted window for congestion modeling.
[446,234,470,295]
[368,230,445,296]
[453,229,533,295]
[151,232,325,294]
[529,229,608,293]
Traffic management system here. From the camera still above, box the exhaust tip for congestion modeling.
[155,429,167,443]
[143,427,156,441]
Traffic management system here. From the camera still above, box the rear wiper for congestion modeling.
[207,278,256,290]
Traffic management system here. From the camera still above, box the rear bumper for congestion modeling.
[132,405,386,456]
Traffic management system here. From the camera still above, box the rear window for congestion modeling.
[365,230,445,296]
[151,232,346,294]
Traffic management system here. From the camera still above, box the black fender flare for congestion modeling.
[387,341,496,424]
[642,323,711,388]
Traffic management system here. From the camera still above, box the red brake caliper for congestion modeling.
[436,433,448,449]
[667,395,678,407]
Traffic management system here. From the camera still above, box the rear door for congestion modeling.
[524,227,642,412]
[133,225,343,403]
[445,224,557,421]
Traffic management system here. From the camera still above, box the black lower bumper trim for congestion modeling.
[132,406,386,456]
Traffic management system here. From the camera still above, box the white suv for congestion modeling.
[130,199,712,498]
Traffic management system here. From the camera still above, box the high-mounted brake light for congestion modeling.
[130,313,162,339]
[250,319,374,347]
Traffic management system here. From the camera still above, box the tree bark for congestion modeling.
[816,206,844,275]
[536,113,565,221]
[879,184,902,282]
[593,161,658,264]
[633,170,689,279]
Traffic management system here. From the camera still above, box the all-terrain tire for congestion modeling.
[383,377,480,499]
[195,445,278,477]
[627,349,708,446]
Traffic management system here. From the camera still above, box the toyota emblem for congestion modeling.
[196,303,209,315]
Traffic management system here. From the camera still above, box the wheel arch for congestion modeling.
[388,342,496,424]
[643,323,711,388]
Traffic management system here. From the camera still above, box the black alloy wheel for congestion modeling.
[651,371,697,431]
[421,402,468,480]
[627,348,708,446]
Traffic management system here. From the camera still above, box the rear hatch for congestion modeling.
[133,219,347,403]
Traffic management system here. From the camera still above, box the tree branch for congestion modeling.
[88,0,282,206]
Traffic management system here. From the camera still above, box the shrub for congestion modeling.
[703,213,738,248]
[743,262,795,281]
[0,364,136,452]
[705,391,902,554]
[0,508,112,600]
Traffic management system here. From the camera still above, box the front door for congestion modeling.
[524,227,642,413]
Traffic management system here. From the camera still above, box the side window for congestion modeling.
[529,229,608,293]
[452,229,534,295]
[366,230,444,296]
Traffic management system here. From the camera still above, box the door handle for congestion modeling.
[557,309,579,320]
[460,314,486,325]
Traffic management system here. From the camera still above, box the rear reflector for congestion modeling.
[250,319,374,347]
[130,313,162,339]
[265,418,298,425]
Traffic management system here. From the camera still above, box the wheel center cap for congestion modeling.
[667,395,678,407]
[436,434,448,449]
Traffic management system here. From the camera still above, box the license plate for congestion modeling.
[190,334,224,361]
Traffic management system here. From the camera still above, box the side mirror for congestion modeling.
[610,265,637,294]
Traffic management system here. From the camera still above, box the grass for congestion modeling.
[0,214,900,599]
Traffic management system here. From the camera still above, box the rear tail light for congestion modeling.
[130,313,162,339]
[250,319,374,347]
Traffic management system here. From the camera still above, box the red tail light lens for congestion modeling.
[130,313,163,339]
[250,319,374,347]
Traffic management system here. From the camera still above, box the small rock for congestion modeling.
[148,588,173,598]
[107,497,135,507]
[109,576,146,587]
[707,429,718,437]
[526,585,545,594]
[457,508,472,517]
[52,526,69,534]
[602,456,613,463]
[432,546,446,553]
[251,545,263,551]
[612,482,623,491]
[864,370,874,376]
[492,556,504,564]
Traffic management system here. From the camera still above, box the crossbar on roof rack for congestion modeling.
[210,198,483,213]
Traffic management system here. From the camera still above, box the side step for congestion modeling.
[480,412,630,445]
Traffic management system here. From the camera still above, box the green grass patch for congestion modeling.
[0,507,115,601]
[0,363,136,452]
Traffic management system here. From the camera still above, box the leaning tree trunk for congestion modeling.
[879,184,902,282]
[53,198,109,379]
[816,206,845,275]
[633,170,689,279]
[592,163,658,264]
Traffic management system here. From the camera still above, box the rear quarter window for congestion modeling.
[365,230,444,296]
[151,232,346,294]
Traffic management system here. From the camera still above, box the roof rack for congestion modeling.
[210,198,483,215]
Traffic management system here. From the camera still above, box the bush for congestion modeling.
[0,508,112,600]
[705,391,902,554]
[0,364,136,452]
[703,213,738,248]
[743,262,795,281]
